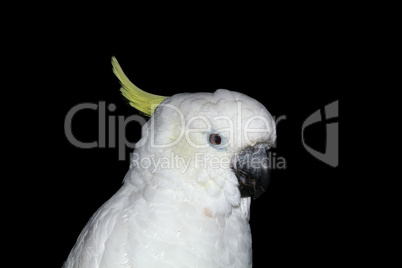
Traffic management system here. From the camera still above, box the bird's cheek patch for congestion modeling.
[203,207,213,218]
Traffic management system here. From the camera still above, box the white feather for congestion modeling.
[63,89,276,268]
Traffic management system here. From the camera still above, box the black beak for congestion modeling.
[232,143,270,200]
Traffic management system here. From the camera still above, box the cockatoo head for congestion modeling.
[113,58,276,217]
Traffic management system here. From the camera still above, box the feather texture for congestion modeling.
[111,57,167,116]
[63,76,277,267]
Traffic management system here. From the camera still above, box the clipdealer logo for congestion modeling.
[63,101,287,169]
[302,100,339,167]
[64,100,338,168]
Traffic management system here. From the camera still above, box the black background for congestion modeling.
[38,23,349,267]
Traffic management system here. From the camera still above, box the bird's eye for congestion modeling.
[209,134,222,145]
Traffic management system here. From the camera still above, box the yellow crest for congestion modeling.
[112,57,167,117]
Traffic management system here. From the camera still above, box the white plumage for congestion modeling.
[63,88,276,268]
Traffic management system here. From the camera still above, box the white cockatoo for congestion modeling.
[63,57,276,268]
